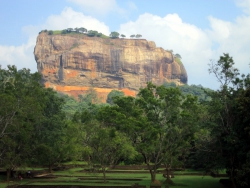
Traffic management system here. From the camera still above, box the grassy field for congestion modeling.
[0,167,223,188]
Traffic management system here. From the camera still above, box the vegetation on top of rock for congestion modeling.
[109,31,120,38]
[175,56,183,66]
[175,53,182,59]
[87,30,98,37]
[39,28,144,40]
[136,34,142,38]
[48,30,53,35]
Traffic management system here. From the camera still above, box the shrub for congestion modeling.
[48,30,53,35]
[61,30,67,34]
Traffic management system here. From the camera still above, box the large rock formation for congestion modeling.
[34,32,187,100]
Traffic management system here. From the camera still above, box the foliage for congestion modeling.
[0,66,48,180]
[82,123,136,182]
[31,88,70,172]
[163,82,212,102]
[175,53,182,59]
[96,33,102,37]
[87,30,98,37]
[106,90,125,105]
[175,57,183,65]
[67,28,73,32]
[136,34,142,38]
[79,27,87,33]
[48,30,53,35]
[197,53,250,187]
[61,29,67,34]
[121,34,126,38]
[97,83,200,182]
[130,34,135,38]
[60,94,80,117]
[0,65,76,179]
[109,31,120,38]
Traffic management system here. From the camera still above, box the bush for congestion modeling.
[61,30,67,34]
[48,30,53,35]
[96,33,102,37]
[87,33,95,37]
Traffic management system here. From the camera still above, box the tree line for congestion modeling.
[0,53,250,187]
[39,28,142,39]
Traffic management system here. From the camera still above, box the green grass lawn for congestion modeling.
[169,176,221,188]
[62,161,88,165]
[0,167,223,188]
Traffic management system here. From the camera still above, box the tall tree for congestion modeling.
[31,88,69,172]
[98,83,200,183]
[135,83,199,182]
[82,121,136,182]
[203,53,250,187]
[0,66,44,181]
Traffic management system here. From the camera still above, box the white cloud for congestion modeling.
[207,14,250,76]
[0,39,36,72]
[118,9,250,89]
[43,7,110,34]
[67,0,125,15]
[235,0,250,14]
[0,7,110,72]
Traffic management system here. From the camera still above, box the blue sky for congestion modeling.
[1,0,250,89]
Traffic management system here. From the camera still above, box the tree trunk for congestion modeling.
[229,169,237,188]
[49,163,52,173]
[102,167,106,183]
[231,178,237,188]
[229,155,237,188]
[149,169,156,182]
[6,168,11,182]
[166,163,172,180]
[166,168,170,180]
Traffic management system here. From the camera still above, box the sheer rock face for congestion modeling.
[34,33,188,100]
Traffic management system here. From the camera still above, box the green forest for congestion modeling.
[0,53,250,188]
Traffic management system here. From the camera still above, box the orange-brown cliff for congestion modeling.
[34,32,187,100]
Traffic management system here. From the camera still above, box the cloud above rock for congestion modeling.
[118,6,250,89]
[0,7,110,72]
[67,0,125,15]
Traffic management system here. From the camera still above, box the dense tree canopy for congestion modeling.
[106,90,125,105]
